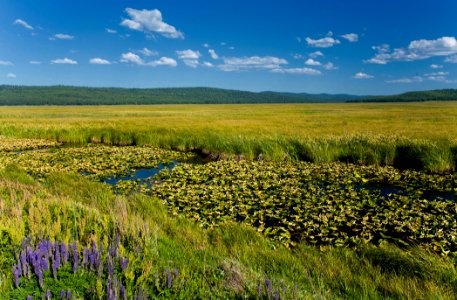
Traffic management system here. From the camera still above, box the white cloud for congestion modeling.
[176,50,202,68]
[50,34,74,40]
[106,28,117,34]
[386,76,423,83]
[120,52,144,65]
[13,19,33,30]
[89,58,111,65]
[305,58,321,66]
[0,61,13,66]
[139,47,158,56]
[367,37,457,64]
[306,36,340,48]
[203,43,210,48]
[341,33,359,42]
[271,67,321,75]
[424,71,448,77]
[445,55,457,63]
[121,8,183,39]
[6,73,16,78]
[202,61,214,67]
[323,62,338,70]
[292,53,305,59]
[353,72,373,79]
[208,49,219,60]
[51,58,78,65]
[176,49,201,60]
[430,64,443,69]
[219,56,288,72]
[309,51,324,58]
[29,61,42,65]
[120,52,176,67]
[149,57,177,67]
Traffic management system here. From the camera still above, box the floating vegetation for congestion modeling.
[0,136,61,152]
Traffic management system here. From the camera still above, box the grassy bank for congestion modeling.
[0,103,457,172]
[0,165,456,299]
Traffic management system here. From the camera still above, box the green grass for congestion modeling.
[1,165,456,299]
[0,102,457,171]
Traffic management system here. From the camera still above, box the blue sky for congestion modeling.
[1,0,457,95]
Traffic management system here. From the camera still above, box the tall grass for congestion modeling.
[0,103,456,171]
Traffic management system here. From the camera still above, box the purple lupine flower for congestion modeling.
[20,252,27,276]
[265,278,272,298]
[66,289,71,300]
[40,256,49,272]
[45,289,52,300]
[83,248,89,268]
[60,290,66,298]
[274,288,279,300]
[47,240,53,256]
[36,269,43,288]
[12,264,20,287]
[54,247,61,275]
[61,242,68,264]
[89,252,96,270]
[106,256,114,277]
[120,283,127,300]
[26,296,32,300]
[72,242,78,272]
[166,268,172,288]
[257,282,262,298]
[120,257,128,272]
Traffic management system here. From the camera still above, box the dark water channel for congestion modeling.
[102,160,177,185]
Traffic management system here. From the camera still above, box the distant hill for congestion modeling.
[0,85,456,105]
[0,85,358,105]
[350,89,457,102]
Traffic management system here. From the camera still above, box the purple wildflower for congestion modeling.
[12,264,20,287]
[166,268,172,288]
[120,283,127,300]
[60,242,68,264]
[46,289,52,300]
[26,296,32,300]
[40,256,49,272]
[120,257,128,272]
[66,289,71,300]
[60,290,66,298]
[83,248,89,268]
[72,241,78,272]
[36,269,43,288]
[265,277,272,298]
[257,282,262,298]
[274,288,279,300]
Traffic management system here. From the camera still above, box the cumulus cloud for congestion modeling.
[176,49,201,60]
[305,58,321,66]
[445,55,457,63]
[139,47,158,56]
[176,49,202,68]
[323,62,338,70]
[106,28,117,34]
[306,36,340,48]
[353,72,373,79]
[121,8,183,39]
[430,64,443,69]
[51,58,78,65]
[50,34,74,40]
[29,61,42,65]
[208,49,219,60]
[0,61,13,66]
[203,43,210,48]
[13,19,33,30]
[292,53,305,60]
[6,73,16,78]
[120,52,176,67]
[218,56,288,72]
[201,61,214,67]
[366,37,457,64]
[341,33,359,42]
[309,51,324,58]
[89,58,111,65]
[271,67,321,75]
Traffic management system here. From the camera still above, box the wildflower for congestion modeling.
[45,289,52,300]
[12,264,21,287]
[265,277,272,298]
[166,268,172,288]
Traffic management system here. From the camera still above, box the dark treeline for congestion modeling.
[350,89,457,102]
[0,85,456,105]
[0,85,356,105]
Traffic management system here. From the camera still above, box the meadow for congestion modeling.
[0,103,457,298]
